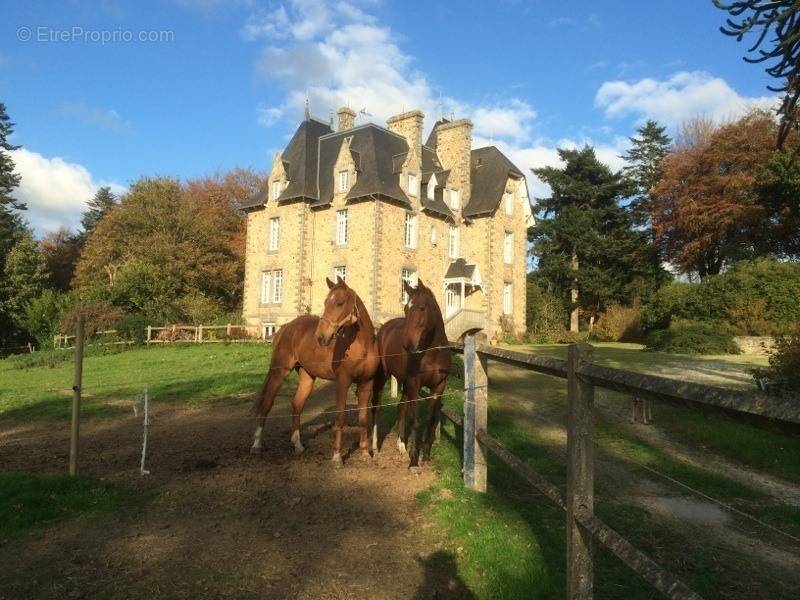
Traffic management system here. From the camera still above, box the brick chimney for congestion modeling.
[387,109,424,157]
[432,118,472,205]
[337,106,356,131]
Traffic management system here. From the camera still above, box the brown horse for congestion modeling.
[251,277,379,466]
[372,278,451,470]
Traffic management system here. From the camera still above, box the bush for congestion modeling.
[591,304,642,342]
[526,279,569,343]
[761,331,800,393]
[176,291,225,325]
[22,290,75,349]
[114,313,151,345]
[640,259,800,335]
[59,300,124,338]
[644,321,740,355]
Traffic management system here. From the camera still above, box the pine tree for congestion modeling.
[0,102,25,269]
[1,232,47,339]
[79,186,116,242]
[621,120,671,227]
[531,146,660,331]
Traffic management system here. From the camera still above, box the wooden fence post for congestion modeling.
[198,325,203,344]
[566,342,595,599]
[463,333,488,492]
[69,316,85,476]
[226,323,232,337]
[146,325,152,344]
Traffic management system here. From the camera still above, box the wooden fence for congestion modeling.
[145,324,264,344]
[442,334,800,600]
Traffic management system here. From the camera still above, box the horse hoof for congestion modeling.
[331,453,343,468]
[293,445,305,455]
[250,446,262,455]
[408,465,422,475]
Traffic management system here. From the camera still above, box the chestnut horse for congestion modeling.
[372,278,451,470]
[251,277,379,466]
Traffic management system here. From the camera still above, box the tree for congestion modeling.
[531,147,660,331]
[715,1,800,148]
[39,227,81,291]
[2,232,47,331]
[652,110,777,277]
[79,186,116,242]
[621,120,672,227]
[755,148,800,257]
[0,102,25,270]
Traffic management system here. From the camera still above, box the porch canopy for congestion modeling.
[444,258,482,288]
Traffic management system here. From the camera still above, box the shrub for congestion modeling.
[22,290,75,348]
[526,279,568,343]
[58,300,124,338]
[761,331,800,393]
[592,304,642,342]
[114,313,150,345]
[644,321,740,355]
[176,291,225,325]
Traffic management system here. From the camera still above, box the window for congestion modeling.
[260,271,271,304]
[261,322,277,339]
[334,265,346,282]
[404,212,418,248]
[504,231,514,264]
[272,180,281,200]
[269,217,280,251]
[430,225,438,245]
[401,268,417,304]
[336,209,348,245]
[338,170,349,192]
[449,189,460,210]
[503,282,513,315]
[407,173,417,196]
[448,225,459,259]
[504,190,513,215]
[272,270,283,303]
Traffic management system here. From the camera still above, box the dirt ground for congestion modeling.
[0,383,472,599]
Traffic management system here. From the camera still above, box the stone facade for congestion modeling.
[242,108,533,340]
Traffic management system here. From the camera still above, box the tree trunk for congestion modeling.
[570,251,579,333]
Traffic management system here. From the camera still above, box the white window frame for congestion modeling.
[260,271,271,304]
[503,282,513,315]
[448,225,459,259]
[272,269,283,303]
[449,189,459,210]
[404,212,418,249]
[407,173,417,196]
[272,180,281,200]
[338,170,349,192]
[269,217,280,251]
[261,322,277,339]
[336,209,348,245]
[504,190,513,215]
[504,231,514,264]
[333,265,347,282]
[401,268,417,304]
[430,225,438,246]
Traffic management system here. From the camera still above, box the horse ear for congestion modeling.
[326,277,335,290]
[336,276,346,286]
[416,277,426,290]
[403,279,415,298]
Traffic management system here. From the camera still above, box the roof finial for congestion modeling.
[304,92,310,121]
[437,92,444,120]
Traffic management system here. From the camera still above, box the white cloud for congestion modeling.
[257,106,284,126]
[595,70,778,127]
[59,101,131,134]
[10,149,125,235]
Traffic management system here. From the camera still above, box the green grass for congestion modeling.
[0,343,284,420]
[0,473,138,541]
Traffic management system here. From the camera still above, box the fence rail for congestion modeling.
[443,337,799,600]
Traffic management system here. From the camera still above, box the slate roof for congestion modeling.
[242,116,523,221]
[465,146,525,218]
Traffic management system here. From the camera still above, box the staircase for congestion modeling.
[444,309,486,342]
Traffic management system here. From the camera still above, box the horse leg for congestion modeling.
[290,368,314,454]
[370,369,386,453]
[405,379,422,471]
[331,376,350,467]
[396,386,409,456]
[252,366,291,454]
[422,379,446,462]
[356,380,374,458]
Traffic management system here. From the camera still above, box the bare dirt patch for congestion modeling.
[0,383,471,599]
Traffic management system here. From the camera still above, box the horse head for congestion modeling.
[316,276,360,347]
[402,278,442,353]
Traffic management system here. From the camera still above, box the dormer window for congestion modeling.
[272,180,281,200]
[427,173,437,201]
[449,189,459,210]
[339,170,349,192]
[504,190,513,215]
[408,173,418,196]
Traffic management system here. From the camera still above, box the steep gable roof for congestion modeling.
[465,146,524,217]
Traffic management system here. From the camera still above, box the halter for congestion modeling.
[319,289,359,337]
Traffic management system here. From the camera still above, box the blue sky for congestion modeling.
[0,0,777,234]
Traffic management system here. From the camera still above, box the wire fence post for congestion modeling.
[463,333,488,492]
[566,342,595,599]
[140,386,150,475]
[69,316,85,476]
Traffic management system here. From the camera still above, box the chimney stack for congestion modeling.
[337,106,356,131]
[432,118,473,206]
[386,110,424,156]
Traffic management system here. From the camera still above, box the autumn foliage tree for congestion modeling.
[652,110,777,278]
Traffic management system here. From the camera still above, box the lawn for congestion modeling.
[0,343,283,421]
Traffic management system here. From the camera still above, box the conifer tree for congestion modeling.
[79,186,116,242]
[621,120,671,227]
[0,102,24,268]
